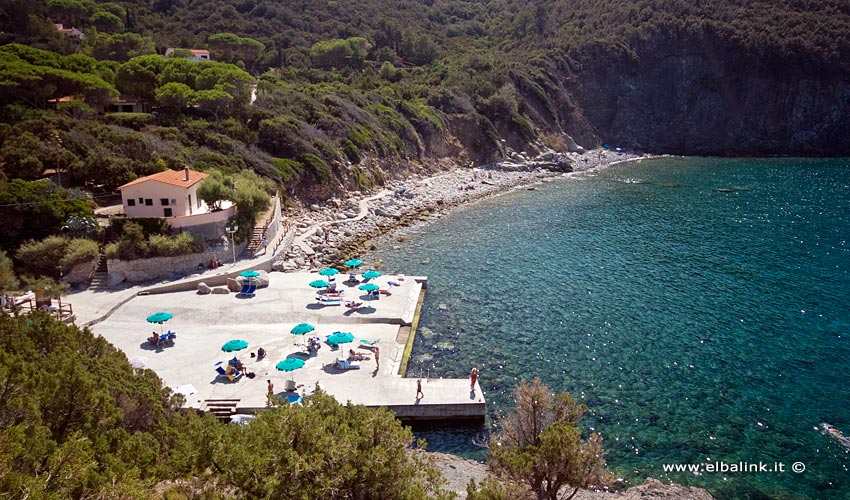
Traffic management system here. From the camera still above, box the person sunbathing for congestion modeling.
[148,332,159,345]
[348,349,370,361]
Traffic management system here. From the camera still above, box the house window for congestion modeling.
[138,197,143,203]
[188,194,192,215]
[164,208,173,217]
[144,199,153,206]
[170,199,176,205]
[127,199,136,206]
[160,198,169,206]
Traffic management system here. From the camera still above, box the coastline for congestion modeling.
[274,149,649,271]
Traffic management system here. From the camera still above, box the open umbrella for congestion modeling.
[309,279,330,289]
[291,323,315,335]
[362,270,382,280]
[326,331,354,346]
[276,358,305,371]
[319,267,340,277]
[240,270,260,278]
[222,339,248,352]
[128,356,149,369]
[345,259,363,268]
[147,311,173,333]
[359,283,379,292]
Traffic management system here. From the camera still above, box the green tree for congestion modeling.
[196,170,231,210]
[310,37,371,69]
[89,10,124,32]
[230,169,273,237]
[154,81,194,111]
[0,251,18,294]
[207,388,453,499]
[115,54,168,99]
[489,378,612,500]
[89,32,156,62]
[192,86,234,121]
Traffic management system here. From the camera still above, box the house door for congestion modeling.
[164,208,173,217]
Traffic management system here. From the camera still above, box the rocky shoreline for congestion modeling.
[428,452,715,500]
[273,149,646,271]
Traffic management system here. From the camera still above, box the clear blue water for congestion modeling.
[366,157,850,500]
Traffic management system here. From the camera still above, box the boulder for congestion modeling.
[211,287,229,294]
[227,277,242,292]
[108,272,126,286]
[197,282,211,295]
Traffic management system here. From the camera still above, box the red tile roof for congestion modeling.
[118,169,209,190]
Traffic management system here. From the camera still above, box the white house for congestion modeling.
[164,48,211,61]
[118,167,210,218]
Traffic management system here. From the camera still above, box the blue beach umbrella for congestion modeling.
[240,270,260,278]
[309,279,330,289]
[326,331,354,346]
[222,339,248,352]
[362,270,382,280]
[291,323,315,335]
[358,283,379,292]
[276,358,305,371]
[345,259,363,268]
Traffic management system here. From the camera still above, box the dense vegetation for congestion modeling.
[0,312,457,499]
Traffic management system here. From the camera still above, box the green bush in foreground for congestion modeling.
[105,222,204,260]
[15,235,98,278]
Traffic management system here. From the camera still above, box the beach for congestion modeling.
[274,149,645,272]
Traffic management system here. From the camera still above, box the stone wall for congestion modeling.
[108,241,246,283]
[265,195,282,242]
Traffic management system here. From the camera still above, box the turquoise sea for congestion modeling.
[366,157,850,500]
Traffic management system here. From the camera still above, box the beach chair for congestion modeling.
[335,358,361,370]
[238,283,257,297]
[359,338,381,346]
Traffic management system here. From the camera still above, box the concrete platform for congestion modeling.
[91,271,485,422]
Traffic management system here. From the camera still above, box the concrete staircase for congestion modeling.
[200,399,240,421]
[89,252,110,289]
[242,226,265,256]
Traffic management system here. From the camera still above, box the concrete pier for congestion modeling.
[91,271,485,423]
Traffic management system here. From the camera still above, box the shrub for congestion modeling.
[15,236,98,278]
[103,113,155,130]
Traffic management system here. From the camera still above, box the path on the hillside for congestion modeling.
[293,189,391,255]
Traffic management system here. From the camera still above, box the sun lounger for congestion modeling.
[316,296,342,306]
[359,338,381,346]
[335,358,360,370]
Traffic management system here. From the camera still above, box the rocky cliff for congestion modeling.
[565,34,850,155]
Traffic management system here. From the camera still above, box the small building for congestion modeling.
[105,95,153,114]
[118,167,210,218]
[164,48,211,62]
[54,23,85,39]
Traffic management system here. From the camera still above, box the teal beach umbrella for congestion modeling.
[276,358,305,371]
[291,323,315,335]
[147,312,173,323]
[309,280,330,289]
[358,283,379,292]
[222,339,248,352]
[319,267,340,277]
[146,311,173,333]
[326,331,354,346]
[240,270,260,278]
[362,270,382,280]
[345,259,363,268]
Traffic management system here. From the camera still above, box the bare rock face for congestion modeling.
[227,278,241,292]
[197,282,211,295]
[426,452,716,500]
[211,287,229,294]
[108,272,126,286]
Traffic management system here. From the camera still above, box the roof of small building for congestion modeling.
[118,169,209,190]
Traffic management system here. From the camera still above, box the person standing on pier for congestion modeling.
[416,379,423,400]
[470,367,478,392]
[266,380,275,406]
[374,347,380,371]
